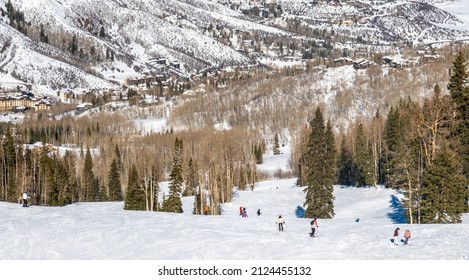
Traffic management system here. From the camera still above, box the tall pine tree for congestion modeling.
[353,123,374,186]
[447,51,469,210]
[124,164,145,210]
[163,138,184,213]
[303,108,336,219]
[273,133,281,155]
[337,134,354,186]
[108,159,122,201]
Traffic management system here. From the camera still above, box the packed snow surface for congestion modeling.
[0,178,467,260]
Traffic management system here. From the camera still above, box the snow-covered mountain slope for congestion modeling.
[0,177,467,260]
[1,0,468,89]
[0,21,116,89]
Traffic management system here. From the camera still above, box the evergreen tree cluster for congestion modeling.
[332,51,469,224]
[4,0,27,35]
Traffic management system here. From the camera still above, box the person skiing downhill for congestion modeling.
[403,229,411,245]
[257,209,261,216]
[310,217,319,237]
[393,227,400,245]
[242,208,248,218]
[22,192,28,207]
[276,215,285,231]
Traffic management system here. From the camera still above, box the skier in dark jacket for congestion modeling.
[310,218,318,237]
[257,209,261,216]
[393,227,400,245]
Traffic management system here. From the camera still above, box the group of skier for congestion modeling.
[393,227,412,245]
[239,207,412,245]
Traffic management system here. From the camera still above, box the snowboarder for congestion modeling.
[403,229,411,245]
[257,209,261,216]
[393,227,400,245]
[21,192,28,207]
[310,217,319,237]
[276,215,285,231]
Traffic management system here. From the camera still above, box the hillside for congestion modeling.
[1,0,468,89]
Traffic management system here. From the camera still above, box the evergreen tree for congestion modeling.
[63,151,79,203]
[384,106,401,189]
[99,26,106,38]
[163,138,184,213]
[69,34,78,55]
[354,123,374,186]
[124,164,145,210]
[337,134,354,186]
[273,133,281,155]
[83,147,95,201]
[447,51,469,184]
[303,108,335,219]
[57,156,71,205]
[254,144,263,164]
[183,157,197,196]
[108,159,122,201]
[421,145,467,223]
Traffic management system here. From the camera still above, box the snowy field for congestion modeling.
[1,180,467,260]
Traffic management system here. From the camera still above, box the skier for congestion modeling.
[393,227,400,245]
[22,192,28,207]
[204,205,209,215]
[403,229,411,245]
[276,215,285,231]
[239,206,243,216]
[257,209,261,216]
[242,208,248,218]
[310,217,319,237]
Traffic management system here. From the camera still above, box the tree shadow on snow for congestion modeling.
[295,206,305,218]
[387,195,407,224]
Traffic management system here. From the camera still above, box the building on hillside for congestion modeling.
[76,102,93,111]
[352,59,369,70]
[334,57,354,66]
[0,92,50,111]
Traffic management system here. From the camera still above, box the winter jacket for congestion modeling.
[22,193,28,199]
[277,217,284,224]
[404,230,411,238]
[311,219,318,229]
[393,228,399,237]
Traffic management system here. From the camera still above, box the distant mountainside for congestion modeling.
[0,0,468,89]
